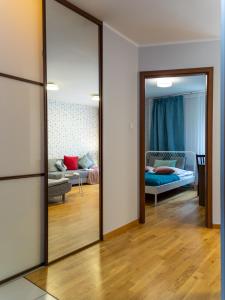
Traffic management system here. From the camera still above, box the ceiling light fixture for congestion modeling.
[157,78,173,88]
[91,94,100,101]
[47,82,59,91]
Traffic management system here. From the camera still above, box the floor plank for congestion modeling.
[27,189,220,300]
[48,184,99,262]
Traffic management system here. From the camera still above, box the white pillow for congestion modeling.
[145,166,155,173]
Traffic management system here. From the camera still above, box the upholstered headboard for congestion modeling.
[145,151,196,173]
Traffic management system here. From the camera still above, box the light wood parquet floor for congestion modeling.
[48,184,99,262]
[27,188,220,300]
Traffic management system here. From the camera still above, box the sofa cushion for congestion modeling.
[79,155,93,169]
[64,156,79,170]
[48,159,58,172]
[55,160,67,171]
[48,178,69,187]
[48,172,63,180]
[86,153,95,167]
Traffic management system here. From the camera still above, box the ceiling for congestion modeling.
[46,0,99,106]
[69,0,220,46]
[145,75,207,98]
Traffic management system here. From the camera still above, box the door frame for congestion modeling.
[42,0,103,264]
[139,67,213,228]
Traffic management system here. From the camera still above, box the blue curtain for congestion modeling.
[150,95,184,151]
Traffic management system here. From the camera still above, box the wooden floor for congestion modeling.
[27,189,220,300]
[48,184,99,262]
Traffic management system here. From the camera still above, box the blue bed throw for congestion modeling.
[145,172,180,186]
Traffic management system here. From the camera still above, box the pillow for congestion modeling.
[64,156,78,170]
[55,160,67,171]
[175,157,186,169]
[86,153,95,167]
[48,159,58,172]
[154,159,177,168]
[153,167,175,174]
[145,166,155,173]
[79,155,93,169]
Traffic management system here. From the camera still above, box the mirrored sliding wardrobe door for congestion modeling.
[44,0,102,263]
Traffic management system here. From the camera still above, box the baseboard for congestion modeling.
[213,224,220,229]
[103,220,139,240]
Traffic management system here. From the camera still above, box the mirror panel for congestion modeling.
[46,0,101,262]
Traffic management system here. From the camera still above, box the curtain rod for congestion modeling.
[151,90,206,100]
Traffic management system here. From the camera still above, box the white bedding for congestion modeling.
[146,166,194,178]
[171,168,194,178]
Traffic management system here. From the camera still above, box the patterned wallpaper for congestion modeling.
[48,99,99,161]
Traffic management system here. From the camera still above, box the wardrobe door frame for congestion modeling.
[139,67,213,228]
[42,0,103,264]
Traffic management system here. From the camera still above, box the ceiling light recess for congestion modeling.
[91,94,100,101]
[157,78,173,88]
[47,82,59,91]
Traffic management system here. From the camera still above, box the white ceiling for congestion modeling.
[69,0,220,46]
[46,0,99,106]
[145,75,206,98]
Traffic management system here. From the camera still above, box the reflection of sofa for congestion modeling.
[48,178,72,202]
[48,159,89,185]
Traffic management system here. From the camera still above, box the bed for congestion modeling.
[145,151,196,205]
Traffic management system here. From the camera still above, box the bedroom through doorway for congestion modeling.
[139,68,213,228]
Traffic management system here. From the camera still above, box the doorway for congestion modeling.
[139,68,213,228]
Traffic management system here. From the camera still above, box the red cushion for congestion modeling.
[153,167,175,174]
[64,156,78,170]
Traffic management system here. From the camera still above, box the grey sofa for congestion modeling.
[48,158,89,185]
[48,178,72,202]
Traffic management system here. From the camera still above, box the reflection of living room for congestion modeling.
[48,99,99,161]
[45,12,101,263]
[45,3,101,263]
[47,97,100,261]
[47,98,99,198]
[48,99,99,203]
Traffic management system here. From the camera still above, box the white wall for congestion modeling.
[103,25,138,234]
[139,41,221,224]
[48,100,99,161]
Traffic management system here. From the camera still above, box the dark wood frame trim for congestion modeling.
[42,0,49,265]
[43,0,103,264]
[139,67,213,228]
[0,174,45,181]
[54,0,102,25]
[47,240,100,266]
[0,263,44,285]
[0,72,43,86]
[98,23,104,241]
